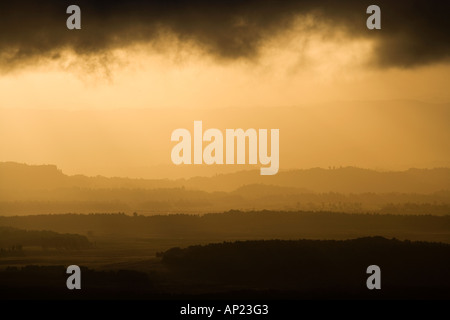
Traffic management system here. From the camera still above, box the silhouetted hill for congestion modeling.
[1,162,450,193]
[187,167,450,193]
[1,211,449,243]
[0,226,91,251]
[0,162,176,191]
[1,238,449,299]
[2,162,449,214]
[158,237,450,298]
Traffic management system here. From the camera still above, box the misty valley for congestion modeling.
[0,162,449,299]
[0,211,449,299]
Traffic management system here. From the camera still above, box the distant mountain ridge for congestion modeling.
[1,162,449,193]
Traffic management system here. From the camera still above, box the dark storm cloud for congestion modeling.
[0,0,449,70]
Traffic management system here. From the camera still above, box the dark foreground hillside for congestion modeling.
[159,237,450,299]
[1,237,449,299]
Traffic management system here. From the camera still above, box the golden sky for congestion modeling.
[0,2,449,178]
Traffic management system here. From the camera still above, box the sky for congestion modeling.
[0,0,449,178]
